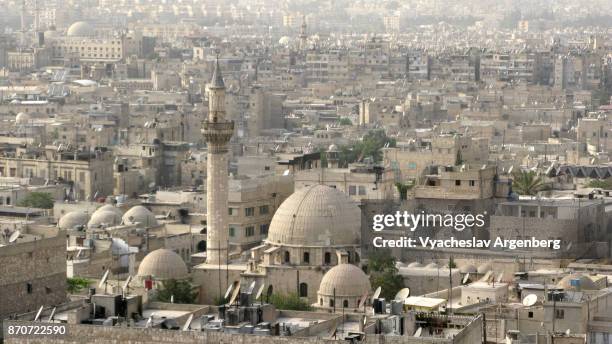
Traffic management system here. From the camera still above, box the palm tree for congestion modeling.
[512,170,547,196]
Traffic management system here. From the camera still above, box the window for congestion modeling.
[469,180,475,186]
[26,282,33,294]
[229,227,235,237]
[358,186,366,195]
[324,252,331,265]
[245,207,255,216]
[259,205,269,214]
[228,208,238,216]
[284,251,290,263]
[260,224,269,235]
[343,300,349,308]
[349,185,357,195]
[555,309,564,319]
[329,299,334,307]
[245,226,255,237]
[528,311,533,318]
[299,283,308,297]
[303,252,310,264]
[455,180,461,186]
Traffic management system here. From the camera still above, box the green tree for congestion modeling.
[512,170,547,196]
[455,149,463,165]
[367,249,404,300]
[156,279,198,304]
[67,277,90,293]
[395,182,414,201]
[339,117,353,126]
[587,178,612,189]
[268,293,312,311]
[337,130,396,166]
[18,192,54,209]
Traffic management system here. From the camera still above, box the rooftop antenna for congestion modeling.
[48,307,57,322]
[99,269,110,294]
[34,306,44,321]
[8,230,21,243]
[182,314,193,331]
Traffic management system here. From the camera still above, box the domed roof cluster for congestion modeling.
[67,21,95,37]
[319,264,370,297]
[266,185,361,247]
[122,205,158,227]
[87,205,123,228]
[137,249,188,280]
[58,211,89,230]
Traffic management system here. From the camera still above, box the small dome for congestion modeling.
[15,112,30,125]
[137,249,188,280]
[319,264,370,297]
[266,185,361,247]
[407,262,423,268]
[477,262,492,274]
[87,210,121,228]
[460,264,478,274]
[97,204,123,217]
[327,144,339,152]
[58,211,89,230]
[424,262,438,269]
[67,21,95,37]
[122,205,158,227]
[557,274,598,291]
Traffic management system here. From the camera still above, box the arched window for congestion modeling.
[329,299,334,307]
[303,252,310,264]
[343,300,349,308]
[320,298,323,305]
[284,251,290,263]
[324,252,331,265]
[299,283,308,297]
[196,240,206,252]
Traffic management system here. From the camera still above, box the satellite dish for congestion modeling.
[522,294,538,307]
[48,307,57,321]
[224,281,237,300]
[362,315,367,326]
[247,281,256,294]
[145,313,154,328]
[565,329,570,335]
[99,269,110,288]
[229,283,241,305]
[372,286,382,300]
[358,291,369,309]
[414,327,422,337]
[255,284,265,301]
[482,271,492,282]
[462,273,470,284]
[566,242,573,251]
[75,248,83,259]
[122,275,133,294]
[170,295,174,303]
[8,230,21,243]
[282,169,290,176]
[394,288,410,301]
[34,306,44,321]
[496,273,503,284]
[182,314,194,331]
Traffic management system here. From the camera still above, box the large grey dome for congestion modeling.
[318,264,370,297]
[266,185,361,247]
[67,21,95,37]
[122,205,158,227]
[58,211,89,230]
[87,210,121,228]
[137,249,188,280]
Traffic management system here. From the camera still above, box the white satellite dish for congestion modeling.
[247,281,256,294]
[372,286,382,300]
[282,169,290,176]
[414,327,422,337]
[482,271,492,282]
[394,288,410,301]
[362,315,367,326]
[224,281,238,300]
[34,306,44,321]
[462,273,470,284]
[229,283,241,305]
[522,294,538,307]
[255,284,265,301]
[145,313,155,328]
[48,307,57,321]
[170,295,174,303]
[358,291,369,309]
[8,230,21,243]
[565,329,571,335]
[182,314,194,331]
[99,269,110,289]
[122,275,133,294]
[496,273,503,284]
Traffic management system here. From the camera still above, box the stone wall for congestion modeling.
[0,234,67,319]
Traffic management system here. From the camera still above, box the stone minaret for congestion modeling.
[203,57,233,264]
